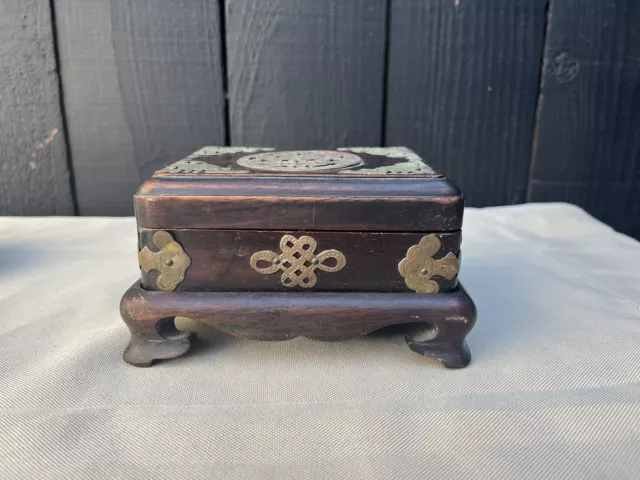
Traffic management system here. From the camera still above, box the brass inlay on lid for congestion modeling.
[338,147,436,175]
[237,150,363,172]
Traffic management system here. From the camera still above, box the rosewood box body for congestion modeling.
[135,147,463,294]
[121,147,476,368]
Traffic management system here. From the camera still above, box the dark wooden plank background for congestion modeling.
[0,0,73,215]
[529,0,640,239]
[1,0,639,238]
[54,0,226,215]
[225,0,387,148]
[386,0,547,207]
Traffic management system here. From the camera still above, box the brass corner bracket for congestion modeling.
[398,235,459,293]
[138,231,191,292]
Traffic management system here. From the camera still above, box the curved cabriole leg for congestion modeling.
[120,286,195,367]
[405,289,477,368]
[406,324,471,368]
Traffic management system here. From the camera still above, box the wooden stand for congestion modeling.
[120,283,476,369]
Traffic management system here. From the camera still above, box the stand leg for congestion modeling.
[120,288,195,367]
[405,295,476,368]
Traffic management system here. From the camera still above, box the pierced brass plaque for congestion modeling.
[237,150,363,172]
[398,235,459,293]
[138,231,191,292]
[250,235,346,288]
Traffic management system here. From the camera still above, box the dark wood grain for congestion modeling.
[0,0,74,215]
[386,0,547,206]
[135,176,463,231]
[528,0,640,239]
[225,0,387,148]
[139,229,461,292]
[120,282,477,368]
[140,175,458,197]
[54,0,227,215]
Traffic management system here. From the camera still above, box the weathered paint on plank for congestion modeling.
[386,0,547,207]
[55,0,227,215]
[226,0,387,148]
[529,0,640,239]
[0,0,74,215]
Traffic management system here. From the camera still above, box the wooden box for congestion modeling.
[120,147,476,368]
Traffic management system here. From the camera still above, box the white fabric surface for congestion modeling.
[0,203,639,479]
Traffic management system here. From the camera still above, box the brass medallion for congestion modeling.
[250,235,346,288]
[398,235,459,293]
[237,150,363,172]
[138,231,191,292]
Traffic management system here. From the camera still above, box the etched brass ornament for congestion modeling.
[398,235,459,293]
[250,235,346,288]
[338,147,436,175]
[138,231,191,292]
[237,150,363,172]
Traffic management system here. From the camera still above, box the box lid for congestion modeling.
[135,147,464,231]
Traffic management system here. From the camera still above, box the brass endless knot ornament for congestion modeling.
[138,231,191,292]
[250,235,346,288]
[237,150,363,172]
[398,235,459,293]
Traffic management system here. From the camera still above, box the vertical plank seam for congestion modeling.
[49,0,79,215]
[380,0,392,147]
[525,0,552,203]
[218,0,232,147]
